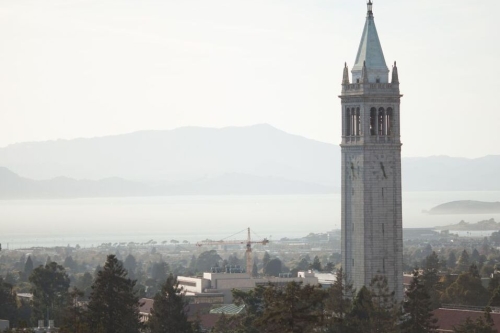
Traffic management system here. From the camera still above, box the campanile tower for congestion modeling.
[340,1,403,301]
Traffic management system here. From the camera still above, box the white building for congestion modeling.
[178,272,319,303]
[340,0,404,301]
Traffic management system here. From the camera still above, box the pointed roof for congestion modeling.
[352,1,388,73]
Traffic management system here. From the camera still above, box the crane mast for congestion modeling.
[196,227,269,275]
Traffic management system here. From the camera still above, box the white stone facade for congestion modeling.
[340,2,403,302]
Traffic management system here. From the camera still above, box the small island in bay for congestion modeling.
[434,218,500,231]
[427,200,500,215]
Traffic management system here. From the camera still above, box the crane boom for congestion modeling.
[196,228,269,274]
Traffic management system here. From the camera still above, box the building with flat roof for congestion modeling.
[178,271,319,303]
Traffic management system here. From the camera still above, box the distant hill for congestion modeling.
[0,167,332,199]
[0,124,499,194]
[427,200,500,215]
[434,218,500,231]
[0,124,338,187]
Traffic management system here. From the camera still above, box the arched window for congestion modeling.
[345,108,351,136]
[378,107,385,136]
[355,107,361,136]
[370,107,377,135]
[386,108,393,135]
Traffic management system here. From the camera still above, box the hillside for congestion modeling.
[0,167,332,199]
[0,124,499,194]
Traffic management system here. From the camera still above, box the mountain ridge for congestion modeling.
[0,124,499,193]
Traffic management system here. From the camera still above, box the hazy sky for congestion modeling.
[0,0,499,158]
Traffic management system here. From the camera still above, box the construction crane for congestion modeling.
[196,228,269,275]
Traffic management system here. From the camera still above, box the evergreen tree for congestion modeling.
[232,285,266,333]
[489,287,500,307]
[123,254,137,279]
[325,268,355,332]
[369,275,400,333]
[347,286,374,333]
[442,270,489,306]
[29,262,70,326]
[0,277,18,324]
[447,252,457,270]
[23,256,34,280]
[252,261,258,277]
[255,281,326,333]
[262,252,271,269]
[423,252,442,309]
[87,255,141,333]
[311,256,322,271]
[149,274,192,333]
[401,270,438,333]
[196,250,222,273]
[471,249,481,263]
[211,313,233,333]
[456,250,470,273]
[264,258,282,277]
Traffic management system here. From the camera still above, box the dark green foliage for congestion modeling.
[401,270,438,333]
[23,256,34,281]
[423,252,442,309]
[489,286,500,307]
[453,308,497,333]
[448,252,457,270]
[151,261,169,282]
[368,275,400,333]
[87,255,141,333]
[29,261,70,326]
[262,252,271,269]
[347,286,374,332]
[196,250,222,273]
[123,254,137,279]
[252,261,258,277]
[60,287,91,333]
[442,270,490,306]
[310,256,322,271]
[324,268,355,332]
[149,274,192,333]
[232,285,266,333]
[75,272,93,300]
[456,250,470,273]
[211,313,234,333]
[471,249,481,263]
[264,258,282,277]
[0,277,18,324]
[254,281,327,333]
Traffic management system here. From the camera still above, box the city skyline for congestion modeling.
[1,0,499,158]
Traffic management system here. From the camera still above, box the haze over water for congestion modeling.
[1,191,499,249]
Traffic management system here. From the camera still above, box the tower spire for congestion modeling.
[352,0,388,83]
[392,61,399,84]
[361,61,368,83]
[343,62,350,85]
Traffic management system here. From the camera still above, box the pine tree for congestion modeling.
[0,277,18,324]
[149,274,192,333]
[456,250,470,273]
[24,256,34,280]
[401,270,438,333]
[87,255,141,333]
[255,281,326,333]
[311,256,322,271]
[423,252,442,309]
[325,268,355,332]
[369,275,400,333]
[447,252,457,270]
[489,287,500,307]
[29,261,70,326]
